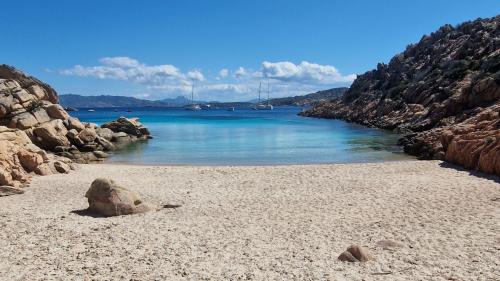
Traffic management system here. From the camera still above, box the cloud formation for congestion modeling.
[234,67,247,79]
[60,57,355,101]
[216,68,229,80]
[262,61,356,84]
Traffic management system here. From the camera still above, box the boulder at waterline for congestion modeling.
[102,117,150,138]
[85,178,151,217]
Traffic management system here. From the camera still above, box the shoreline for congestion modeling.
[1,160,498,280]
[102,154,418,167]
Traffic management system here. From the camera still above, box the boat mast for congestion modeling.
[191,81,195,105]
[267,79,270,105]
[258,82,261,104]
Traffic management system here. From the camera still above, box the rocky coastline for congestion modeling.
[301,16,500,176]
[0,65,151,190]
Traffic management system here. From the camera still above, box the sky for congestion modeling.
[1,0,499,101]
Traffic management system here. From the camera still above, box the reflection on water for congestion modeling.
[72,107,414,165]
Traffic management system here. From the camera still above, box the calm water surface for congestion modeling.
[71,107,412,165]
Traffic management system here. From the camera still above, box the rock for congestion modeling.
[53,161,71,174]
[37,150,51,162]
[338,250,359,262]
[78,128,97,143]
[34,164,53,176]
[81,143,98,152]
[66,129,79,139]
[338,245,374,262]
[9,112,38,130]
[0,126,47,187]
[96,137,115,151]
[0,167,13,186]
[27,84,47,100]
[31,107,51,124]
[13,89,33,103]
[17,150,43,172]
[102,117,150,138]
[0,65,152,187]
[45,104,69,120]
[376,239,404,250]
[67,117,85,131]
[111,132,128,141]
[95,127,114,141]
[300,16,500,176]
[32,119,70,150]
[0,186,24,197]
[93,151,108,158]
[85,178,151,216]
[0,64,59,104]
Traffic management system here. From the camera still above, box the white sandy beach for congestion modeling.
[0,160,499,280]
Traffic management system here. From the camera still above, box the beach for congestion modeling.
[0,160,498,280]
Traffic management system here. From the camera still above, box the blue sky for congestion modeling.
[1,0,498,101]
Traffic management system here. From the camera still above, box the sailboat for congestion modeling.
[254,80,273,110]
[185,81,201,111]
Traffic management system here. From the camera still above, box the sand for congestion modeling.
[0,160,499,280]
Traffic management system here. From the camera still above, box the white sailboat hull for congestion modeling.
[185,104,201,111]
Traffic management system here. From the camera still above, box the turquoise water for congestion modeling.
[71,107,411,165]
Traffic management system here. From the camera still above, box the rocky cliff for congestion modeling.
[0,65,150,189]
[301,16,500,175]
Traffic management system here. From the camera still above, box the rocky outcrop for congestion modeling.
[0,125,72,187]
[85,178,151,216]
[0,65,151,188]
[102,117,151,140]
[301,16,500,175]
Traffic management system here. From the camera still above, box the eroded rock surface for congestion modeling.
[0,65,151,188]
[301,16,500,175]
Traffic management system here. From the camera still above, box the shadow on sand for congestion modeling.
[439,162,500,184]
[70,208,106,218]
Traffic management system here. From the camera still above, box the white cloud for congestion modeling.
[61,57,194,91]
[262,61,356,84]
[99,57,141,68]
[216,68,229,80]
[60,57,355,101]
[187,70,205,81]
[234,67,247,79]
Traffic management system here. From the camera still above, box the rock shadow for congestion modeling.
[70,208,106,218]
[439,162,500,184]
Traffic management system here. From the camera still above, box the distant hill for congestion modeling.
[158,96,203,106]
[59,94,197,108]
[59,94,164,108]
[59,88,348,108]
[266,87,348,106]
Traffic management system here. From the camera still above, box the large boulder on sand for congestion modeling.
[338,245,374,262]
[85,178,151,216]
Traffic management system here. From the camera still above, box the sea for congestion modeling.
[70,106,413,165]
